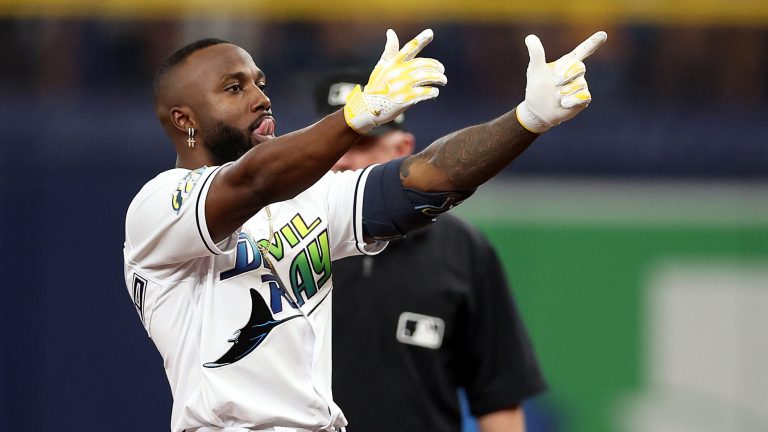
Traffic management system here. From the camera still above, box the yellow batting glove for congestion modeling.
[345,29,447,134]
[516,31,607,134]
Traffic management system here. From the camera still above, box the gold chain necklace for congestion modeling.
[256,205,275,264]
[256,205,298,307]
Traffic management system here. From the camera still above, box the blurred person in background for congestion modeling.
[316,70,547,432]
[123,27,605,432]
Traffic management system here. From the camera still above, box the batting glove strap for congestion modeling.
[515,101,554,134]
[344,85,375,134]
[344,86,402,134]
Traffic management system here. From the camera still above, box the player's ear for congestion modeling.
[395,132,416,157]
[171,106,196,134]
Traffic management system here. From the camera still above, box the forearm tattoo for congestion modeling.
[401,110,537,190]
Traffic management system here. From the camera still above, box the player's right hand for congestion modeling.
[516,31,607,134]
[344,29,447,134]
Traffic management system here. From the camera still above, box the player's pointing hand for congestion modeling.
[516,31,607,134]
[344,29,447,134]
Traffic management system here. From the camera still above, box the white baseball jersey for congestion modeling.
[123,164,385,432]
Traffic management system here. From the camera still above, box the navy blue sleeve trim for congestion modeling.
[195,166,222,256]
[352,166,367,255]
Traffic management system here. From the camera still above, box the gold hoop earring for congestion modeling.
[187,127,196,148]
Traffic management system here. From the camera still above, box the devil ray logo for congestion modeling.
[204,288,296,368]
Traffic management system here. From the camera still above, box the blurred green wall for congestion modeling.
[456,179,768,432]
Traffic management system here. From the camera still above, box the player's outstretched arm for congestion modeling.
[207,29,446,242]
[400,31,606,192]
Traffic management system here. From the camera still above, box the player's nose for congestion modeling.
[249,86,271,113]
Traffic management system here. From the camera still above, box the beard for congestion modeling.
[202,121,253,166]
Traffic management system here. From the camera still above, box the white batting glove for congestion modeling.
[344,29,447,134]
[516,31,607,134]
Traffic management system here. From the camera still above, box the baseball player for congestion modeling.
[315,71,546,432]
[123,28,606,432]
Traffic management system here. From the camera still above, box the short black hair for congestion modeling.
[153,38,230,105]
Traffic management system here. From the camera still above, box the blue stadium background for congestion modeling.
[1,7,767,432]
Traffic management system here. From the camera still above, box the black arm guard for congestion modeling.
[362,158,475,241]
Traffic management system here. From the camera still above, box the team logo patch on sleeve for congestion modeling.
[171,167,205,213]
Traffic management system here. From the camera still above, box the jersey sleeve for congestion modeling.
[322,166,387,260]
[124,165,239,268]
[459,227,547,416]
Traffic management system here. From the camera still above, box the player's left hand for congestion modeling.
[516,31,607,134]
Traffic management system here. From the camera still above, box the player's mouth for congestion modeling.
[250,115,276,145]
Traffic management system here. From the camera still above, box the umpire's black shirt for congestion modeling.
[332,214,546,432]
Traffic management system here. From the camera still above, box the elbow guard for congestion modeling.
[362,158,475,241]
